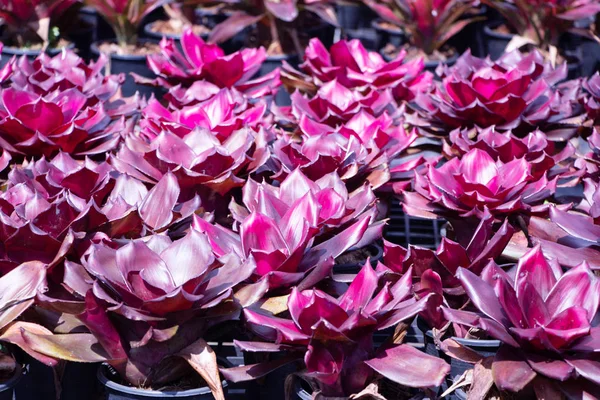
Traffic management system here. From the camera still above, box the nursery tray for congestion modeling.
[385,204,443,249]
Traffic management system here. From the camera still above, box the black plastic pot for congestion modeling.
[80,6,115,42]
[333,243,383,274]
[258,53,299,106]
[243,352,300,400]
[98,364,229,400]
[60,362,101,400]
[482,22,512,60]
[14,357,55,400]
[90,41,160,98]
[579,39,600,76]
[344,28,379,51]
[15,354,100,400]
[67,20,95,60]
[372,19,404,50]
[483,23,583,78]
[451,5,487,57]
[306,23,336,49]
[424,52,459,74]
[194,8,228,29]
[0,43,75,66]
[565,52,583,79]
[448,338,500,382]
[0,364,22,400]
[417,318,500,384]
[336,2,376,30]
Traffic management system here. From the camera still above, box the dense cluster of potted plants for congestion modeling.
[0,0,600,399]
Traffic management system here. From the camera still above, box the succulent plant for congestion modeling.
[273,109,417,190]
[286,80,397,129]
[0,50,142,118]
[402,148,557,220]
[138,90,267,141]
[229,168,383,237]
[0,152,208,272]
[409,50,581,138]
[111,92,271,211]
[33,229,251,399]
[281,38,432,102]
[444,245,600,396]
[222,262,450,397]
[444,126,576,180]
[194,187,381,299]
[384,214,514,329]
[0,87,120,158]
[136,28,280,98]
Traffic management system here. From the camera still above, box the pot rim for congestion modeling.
[379,46,458,67]
[417,316,501,347]
[265,52,299,61]
[482,21,514,40]
[1,42,75,57]
[0,363,22,392]
[90,39,159,61]
[97,363,229,398]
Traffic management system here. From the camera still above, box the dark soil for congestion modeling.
[336,246,376,265]
[382,43,456,63]
[2,38,71,52]
[97,41,161,57]
[148,20,210,37]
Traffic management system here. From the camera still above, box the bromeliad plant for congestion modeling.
[111,91,271,210]
[84,0,169,50]
[281,37,433,102]
[0,0,76,49]
[285,80,398,129]
[137,28,281,98]
[402,147,558,221]
[0,152,209,272]
[0,87,120,158]
[193,170,384,300]
[383,214,514,330]
[222,262,450,397]
[444,127,576,181]
[34,229,253,399]
[363,0,481,58]
[482,0,600,56]
[272,110,418,190]
[208,0,337,56]
[137,89,267,140]
[0,49,140,118]
[409,49,582,137]
[444,245,600,397]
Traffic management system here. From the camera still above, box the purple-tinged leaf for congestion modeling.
[456,267,509,326]
[177,338,225,400]
[365,344,450,388]
[492,345,537,392]
[138,171,180,230]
